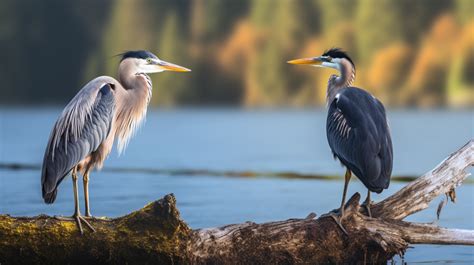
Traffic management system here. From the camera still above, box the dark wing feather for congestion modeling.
[41,81,115,203]
[326,87,393,193]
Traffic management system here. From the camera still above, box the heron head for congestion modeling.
[120,50,191,73]
[287,48,354,72]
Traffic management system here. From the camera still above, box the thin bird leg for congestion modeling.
[83,170,91,217]
[55,167,96,234]
[340,169,351,215]
[363,190,372,218]
[80,168,110,221]
[71,168,84,233]
[328,169,351,235]
[72,168,96,233]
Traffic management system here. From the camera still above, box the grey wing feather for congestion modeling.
[326,87,393,193]
[41,79,116,203]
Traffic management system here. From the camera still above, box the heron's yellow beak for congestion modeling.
[158,60,191,72]
[287,57,324,66]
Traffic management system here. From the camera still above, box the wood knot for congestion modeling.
[163,193,177,206]
[306,212,317,219]
[344,192,361,213]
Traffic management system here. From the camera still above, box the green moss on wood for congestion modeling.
[0,194,190,265]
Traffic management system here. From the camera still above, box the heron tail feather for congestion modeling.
[42,187,58,204]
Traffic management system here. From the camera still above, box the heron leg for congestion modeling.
[327,169,351,235]
[83,170,91,217]
[340,169,351,215]
[79,169,110,221]
[71,167,95,234]
[362,190,372,218]
[53,169,96,233]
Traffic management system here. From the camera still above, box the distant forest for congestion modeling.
[0,0,472,107]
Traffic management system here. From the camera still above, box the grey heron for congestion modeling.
[288,48,393,233]
[41,50,190,234]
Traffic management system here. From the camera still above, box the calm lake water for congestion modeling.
[0,108,473,264]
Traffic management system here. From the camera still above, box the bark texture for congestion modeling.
[0,140,472,265]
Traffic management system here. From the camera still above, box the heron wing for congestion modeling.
[41,77,116,203]
[326,87,393,193]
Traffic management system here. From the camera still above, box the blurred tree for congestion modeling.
[153,11,192,106]
[296,37,331,105]
[317,0,356,31]
[247,41,287,105]
[188,0,249,105]
[316,0,357,54]
[217,21,260,77]
[447,22,474,107]
[190,0,248,51]
[397,0,452,43]
[0,0,111,104]
[250,0,276,28]
[366,43,413,104]
[94,0,159,77]
[456,0,474,24]
[202,0,249,41]
[273,0,313,51]
[355,0,403,65]
[245,0,315,106]
[402,15,460,107]
[216,20,261,106]
[0,0,469,108]
[0,0,24,102]
[245,0,284,105]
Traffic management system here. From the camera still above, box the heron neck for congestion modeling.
[115,62,152,153]
[116,62,152,107]
[118,61,141,90]
[326,60,355,105]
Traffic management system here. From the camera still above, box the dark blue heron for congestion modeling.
[288,48,393,233]
[41,50,191,234]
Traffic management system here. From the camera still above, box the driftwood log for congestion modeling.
[0,140,472,264]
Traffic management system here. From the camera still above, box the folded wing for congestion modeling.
[41,79,116,203]
[326,87,393,193]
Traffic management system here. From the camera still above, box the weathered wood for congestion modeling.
[371,139,473,220]
[0,194,191,265]
[189,193,407,264]
[0,140,472,264]
[188,191,474,264]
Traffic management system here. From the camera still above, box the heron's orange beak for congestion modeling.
[287,57,323,66]
[158,60,191,72]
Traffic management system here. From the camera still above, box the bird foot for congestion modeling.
[54,214,96,234]
[321,211,348,235]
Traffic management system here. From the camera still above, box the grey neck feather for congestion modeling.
[115,59,153,153]
[118,60,146,90]
[326,59,356,105]
[117,60,153,101]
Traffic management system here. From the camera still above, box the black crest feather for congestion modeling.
[322,48,354,67]
[119,50,158,61]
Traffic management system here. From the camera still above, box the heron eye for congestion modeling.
[146,58,152,64]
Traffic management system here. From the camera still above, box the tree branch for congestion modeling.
[372,140,473,220]
[397,223,474,245]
